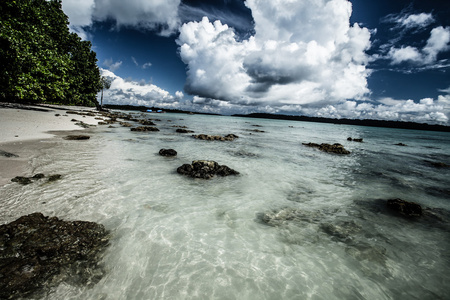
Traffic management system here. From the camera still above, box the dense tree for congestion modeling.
[0,0,101,106]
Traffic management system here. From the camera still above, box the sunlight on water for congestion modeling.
[1,113,449,299]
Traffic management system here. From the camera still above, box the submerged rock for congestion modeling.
[302,142,351,154]
[130,126,159,132]
[64,135,90,140]
[426,161,450,168]
[193,134,239,141]
[0,150,19,158]
[386,198,422,217]
[394,143,407,146]
[0,213,109,299]
[159,149,177,157]
[177,160,239,179]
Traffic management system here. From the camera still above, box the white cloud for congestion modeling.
[175,91,184,99]
[93,0,181,36]
[387,26,450,65]
[393,12,435,29]
[61,0,95,40]
[61,0,181,37]
[177,0,372,111]
[131,56,139,66]
[142,62,153,69]
[423,26,450,62]
[99,69,181,107]
[103,59,123,72]
[388,46,422,64]
[293,97,448,124]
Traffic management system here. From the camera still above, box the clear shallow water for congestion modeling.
[1,113,450,299]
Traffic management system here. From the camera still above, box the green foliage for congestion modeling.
[0,0,101,106]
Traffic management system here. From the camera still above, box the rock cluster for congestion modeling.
[0,213,109,299]
[130,126,160,132]
[159,149,177,157]
[11,173,62,185]
[193,134,239,141]
[177,160,239,179]
[386,198,422,217]
[302,142,351,154]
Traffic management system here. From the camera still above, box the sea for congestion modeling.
[1,112,449,299]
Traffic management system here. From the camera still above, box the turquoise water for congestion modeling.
[1,113,449,299]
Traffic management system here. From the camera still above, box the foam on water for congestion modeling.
[1,113,449,299]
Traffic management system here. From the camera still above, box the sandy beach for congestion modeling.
[0,103,101,186]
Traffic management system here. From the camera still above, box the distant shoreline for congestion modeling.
[103,104,450,132]
[232,113,450,133]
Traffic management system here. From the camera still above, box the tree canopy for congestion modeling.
[0,0,101,106]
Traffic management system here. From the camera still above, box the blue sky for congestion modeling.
[62,0,450,124]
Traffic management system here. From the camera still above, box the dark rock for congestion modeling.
[0,150,19,158]
[32,173,45,180]
[395,143,407,146]
[64,135,90,140]
[47,174,62,182]
[176,128,194,133]
[177,160,239,179]
[0,213,109,299]
[386,198,422,217]
[138,119,156,126]
[159,149,177,157]
[347,137,363,142]
[11,176,32,185]
[193,134,239,141]
[302,142,351,154]
[245,129,265,133]
[130,126,160,132]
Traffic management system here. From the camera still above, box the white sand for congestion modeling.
[0,104,100,143]
[0,103,103,186]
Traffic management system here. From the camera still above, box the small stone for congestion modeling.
[159,149,177,157]
[64,135,90,140]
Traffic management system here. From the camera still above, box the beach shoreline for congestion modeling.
[0,103,100,187]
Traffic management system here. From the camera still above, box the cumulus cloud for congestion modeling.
[61,0,181,37]
[100,69,181,107]
[388,26,450,65]
[279,97,448,124]
[177,0,372,111]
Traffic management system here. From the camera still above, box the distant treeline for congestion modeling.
[0,0,101,106]
[233,113,450,132]
[103,104,220,116]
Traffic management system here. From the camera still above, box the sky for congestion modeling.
[61,0,450,124]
